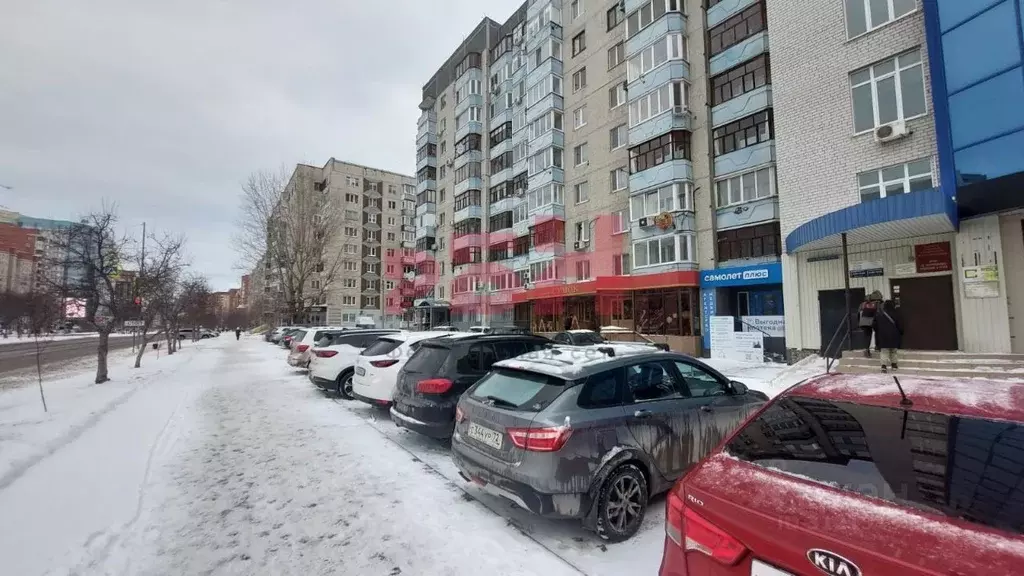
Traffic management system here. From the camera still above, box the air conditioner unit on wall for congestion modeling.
[874,120,910,143]
[639,217,650,227]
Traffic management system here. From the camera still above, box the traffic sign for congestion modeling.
[124,320,145,327]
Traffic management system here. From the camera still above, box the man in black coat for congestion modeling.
[873,299,903,372]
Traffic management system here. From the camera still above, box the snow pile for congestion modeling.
[704,355,828,399]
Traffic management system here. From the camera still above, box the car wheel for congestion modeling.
[595,464,648,542]
[336,371,354,400]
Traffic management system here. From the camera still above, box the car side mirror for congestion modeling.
[730,380,748,395]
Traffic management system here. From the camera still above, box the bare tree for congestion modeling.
[233,167,343,325]
[48,208,133,384]
[132,233,187,368]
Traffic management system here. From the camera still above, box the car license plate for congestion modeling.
[356,367,365,376]
[751,560,793,576]
[467,422,503,450]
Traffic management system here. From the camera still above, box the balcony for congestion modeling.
[525,93,564,123]
[416,131,437,148]
[526,167,563,193]
[454,120,483,145]
[527,128,564,153]
[416,202,436,217]
[714,140,775,178]
[453,233,483,251]
[455,93,485,117]
[709,31,768,76]
[454,204,484,222]
[707,0,759,28]
[416,154,437,172]
[712,85,772,129]
[628,108,692,147]
[491,107,512,127]
[625,12,686,60]
[417,179,435,194]
[716,195,780,232]
[454,150,484,170]
[490,137,512,160]
[454,176,483,196]
[490,196,514,215]
[414,251,433,264]
[629,159,692,192]
[631,211,697,242]
[415,225,437,240]
[627,60,689,98]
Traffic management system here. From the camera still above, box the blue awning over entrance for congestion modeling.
[785,188,958,253]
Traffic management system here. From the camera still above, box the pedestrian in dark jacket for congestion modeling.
[857,290,884,357]
[873,299,903,372]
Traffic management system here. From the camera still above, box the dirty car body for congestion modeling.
[451,344,768,541]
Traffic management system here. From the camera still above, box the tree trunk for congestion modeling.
[95,329,110,384]
[134,334,147,368]
[165,325,174,355]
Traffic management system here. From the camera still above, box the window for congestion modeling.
[626,0,682,38]
[850,50,927,133]
[347,176,360,187]
[609,82,627,108]
[489,211,513,231]
[531,37,562,69]
[629,130,692,173]
[528,110,564,141]
[455,189,482,210]
[574,106,587,129]
[572,31,586,56]
[673,362,726,397]
[345,193,359,204]
[574,181,590,204]
[571,0,583,19]
[527,182,564,210]
[574,143,588,166]
[630,181,693,219]
[610,124,627,150]
[608,5,624,30]
[455,133,482,156]
[627,33,687,82]
[528,147,564,175]
[367,213,379,224]
[491,150,514,174]
[633,234,693,267]
[365,262,378,274]
[575,260,592,280]
[526,75,563,107]
[575,220,590,242]
[713,110,773,156]
[344,262,357,272]
[611,167,629,192]
[438,212,446,226]
[344,245,358,255]
[845,0,916,39]
[343,278,357,288]
[612,253,631,275]
[858,158,933,202]
[572,67,587,92]
[454,162,482,184]
[716,166,776,207]
[709,2,765,56]
[453,218,482,238]
[342,296,356,306]
[625,362,683,402]
[603,43,624,73]
[387,232,395,241]
[490,122,512,146]
[529,259,562,282]
[717,222,780,261]
[629,80,688,126]
[612,210,628,234]
[345,226,358,237]
[712,54,770,106]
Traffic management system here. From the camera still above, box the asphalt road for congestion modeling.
[0,335,137,375]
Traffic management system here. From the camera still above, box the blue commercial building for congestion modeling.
[770,0,1024,357]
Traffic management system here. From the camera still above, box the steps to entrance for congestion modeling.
[839,350,1024,380]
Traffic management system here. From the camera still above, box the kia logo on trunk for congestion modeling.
[807,549,861,576]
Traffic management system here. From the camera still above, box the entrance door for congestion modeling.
[889,276,958,350]
[818,288,866,357]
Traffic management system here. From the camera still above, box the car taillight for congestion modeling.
[670,497,746,566]
[506,425,572,452]
[314,350,338,358]
[454,406,465,423]
[297,344,309,352]
[416,378,452,394]
[370,359,399,368]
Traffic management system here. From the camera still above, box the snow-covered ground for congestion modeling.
[0,337,825,576]
[0,332,138,345]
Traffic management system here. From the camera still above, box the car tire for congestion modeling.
[336,370,354,400]
[594,464,648,542]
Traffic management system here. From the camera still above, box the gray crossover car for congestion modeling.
[450,343,768,541]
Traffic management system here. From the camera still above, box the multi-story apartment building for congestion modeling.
[414,0,786,355]
[772,0,1024,355]
[275,159,416,328]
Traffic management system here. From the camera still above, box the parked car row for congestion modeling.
[265,326,1024,574]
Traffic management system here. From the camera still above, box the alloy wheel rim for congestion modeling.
[605,476,643,532]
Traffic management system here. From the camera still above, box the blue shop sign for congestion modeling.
[700,262,783,288]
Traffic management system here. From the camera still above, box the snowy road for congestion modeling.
[0,336,809,576]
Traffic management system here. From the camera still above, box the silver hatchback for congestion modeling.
[451,344,768,541]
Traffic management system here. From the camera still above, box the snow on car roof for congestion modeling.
[793,373,1024,422]
[383,331,474,343]
[493,343,667,379]
[567,329,598,333]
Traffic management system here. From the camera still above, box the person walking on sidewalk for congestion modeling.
[857,290,884,357]
[873,299,904,373]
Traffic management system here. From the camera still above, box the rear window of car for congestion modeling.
[469,368,568,411]
[726,395,1024,536]
[361,338,404,357]
[404,344,451,373]
[574,332,605,345]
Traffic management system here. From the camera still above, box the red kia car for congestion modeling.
[660,373,1024,576]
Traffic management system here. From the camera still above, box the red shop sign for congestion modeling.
[914,241,952,273]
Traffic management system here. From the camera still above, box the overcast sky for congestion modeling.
[0,0,525,290]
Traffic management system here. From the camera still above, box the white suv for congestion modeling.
[351,331,472,408]
[286,326,348,369]
[307,330,400,398]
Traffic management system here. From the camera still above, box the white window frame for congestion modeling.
[612,210,628,235]
[844,0,918,40]
[571,0,583,20]
[611,167,629,192]
[715,166,776,208]
[575,220,590,242]
[629,80,688,127]
[626,0,683,38]
[630,182,693,220]
[572,67,587,92]
[608,42,625,70]
[610,124,628,150]
[609,83,627,109]
[368,213,378,224]
[858,158,933,201]
[574,181,590,204]
[627,33,687,82]
[575,259,592,280]
[574,106,587,129]
[850,49,926,134]
[632,233,694,268]
[574,143,588,167]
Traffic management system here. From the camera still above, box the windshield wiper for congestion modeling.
[481,395,518,409]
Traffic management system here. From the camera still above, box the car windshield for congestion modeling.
[574,332,605,344]
[361,338,404,357]
[726,395,1024,536]
[469,368,568,411]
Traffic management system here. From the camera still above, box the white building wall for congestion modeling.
[955,215,1013,353]
[1000,213,1024,353]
